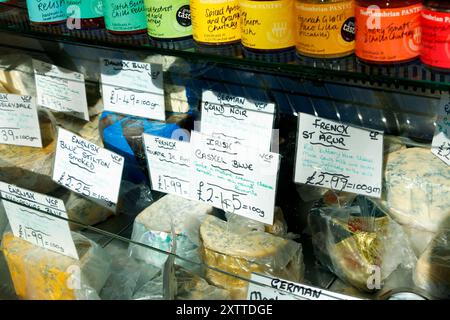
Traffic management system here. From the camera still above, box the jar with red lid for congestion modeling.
[355,0,422,64]
[421,1,450,71]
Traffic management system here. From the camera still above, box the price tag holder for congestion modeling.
[247,274,360,300]
[0,182,78,260]
[143,133,192,200]
[191,131,280,225]
[0,93,42,148]
[100,58,165,121]
[294,113,383,198]
[200,90,275,152]
[52,127,124,211]
[33,60,89,121]
[431,94,450,166]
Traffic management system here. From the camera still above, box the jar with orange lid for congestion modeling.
[355,0,422,64]
[421,1,450,71]
[240,0,295,53]
[190,0,241,45]
[295,0,356,59]
[26,0,68,25]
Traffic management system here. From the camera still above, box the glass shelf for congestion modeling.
[0,3,449,93]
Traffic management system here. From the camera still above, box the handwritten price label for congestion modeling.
[100,58,165,121]
[191,131,279,225]
[0,182,78,259]
[432,94,450,166]
[294,113,383,198]
[33,60,89,121]
[52,128,124,211]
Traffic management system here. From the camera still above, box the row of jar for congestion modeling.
[1,0,449,69]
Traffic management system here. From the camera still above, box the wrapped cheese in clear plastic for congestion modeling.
[175,267,230,300]
[200,215,304,300]
[413,229,450,299]
[129,194,213,273]
[0,109,59,194]
[0,51,36,96]
[309,196,416,293]
[1,231,112,300]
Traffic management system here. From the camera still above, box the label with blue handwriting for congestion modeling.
[33,60,89,121]
[0,181,79,260]
[431,94,450,166]
[200,90,275,152]
[247,274,360,300]
[294,113,383,198]
[143,133,192,200]
[191,131,280,225]
[52,128,124,211]
[100,58,165,121]
[0,93,42,148]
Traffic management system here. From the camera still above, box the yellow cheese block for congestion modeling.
[1,232,110,300]
[200,215,303,299]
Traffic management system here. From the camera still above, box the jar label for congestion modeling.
[103,0,147,32]
[355,4,422,63]
[145,0,192,39]
[240,0,294,50]
[295,1,355,56]
[26,0,68,23]
[66,0,103,19]
[190,0,240,44]
[421,9,450,69]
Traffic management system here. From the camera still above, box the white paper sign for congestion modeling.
[0,93,42,148]
[201,90,275,152]
[247,274,360,301]
[143,134,192,199]
[432,94,450,166]
[294,113,383,198]
[100,58,165,121]
[33,60,89,121]
[52,128,124,211]
[191,131,280,224]
[0,182,78,260]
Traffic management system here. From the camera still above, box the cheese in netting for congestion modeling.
[1,232,111,300]
[200,215,304,300]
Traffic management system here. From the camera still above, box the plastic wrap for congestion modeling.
[309,196,417,293]
[1,231,112,300]
[413,229,450,299]
[175,267,230,300]
[0,109,59,194]
[200,215,304,300]
[129,194,213,273]
[0,51,36,96]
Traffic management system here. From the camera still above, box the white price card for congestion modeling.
[143,134,192,200]
[52,127,124,211]
[0,182,78,260]
[200,90,275,152]
[33,59,89,121]
[191,131,280,225]
[100,58,165,121]
[0,93,42,148]
[294,113,383,198]
[431,94,450,166]
[247,274,360,301]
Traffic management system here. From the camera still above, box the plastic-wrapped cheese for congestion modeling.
[0,110,59,194]
[129,194,213,271]
[377,148,450,233]
[0,52,36,96]
[414,229,450,299]
[176,267,230,300]
[200,215,304,300]
[1,232,111,300]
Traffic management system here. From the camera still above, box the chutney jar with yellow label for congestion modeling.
[295,0,355,59]
[240,0,295,52]
[191,0,241,45]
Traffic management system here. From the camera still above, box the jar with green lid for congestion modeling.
[144,0,192,41]
[26,0,68,25]
[295,0,356,59]
[103,0,147,35]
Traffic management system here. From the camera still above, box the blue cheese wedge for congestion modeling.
[129,194,213,270]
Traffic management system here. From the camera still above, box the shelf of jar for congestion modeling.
[0,4,449,94]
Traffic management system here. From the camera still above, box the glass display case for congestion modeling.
[0,1,448,301]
